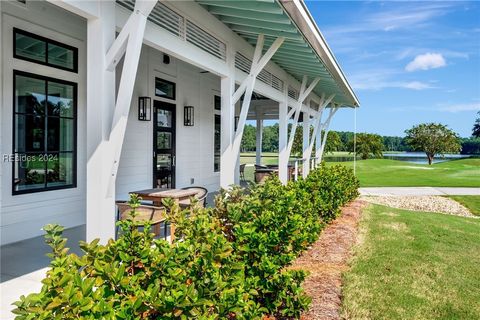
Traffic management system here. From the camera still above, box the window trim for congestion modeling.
[213,94,221,173]
[154,77,176,100]
[12,70,78,195]
[13,28,79,73]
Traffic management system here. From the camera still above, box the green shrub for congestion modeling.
[304,163,360,222]
[13,195,257,319]
[12,165,359,319]
[212,164,359,318]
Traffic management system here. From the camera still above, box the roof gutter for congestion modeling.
[277,0,360,107]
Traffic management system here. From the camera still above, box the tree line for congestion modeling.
[241,117,480,156]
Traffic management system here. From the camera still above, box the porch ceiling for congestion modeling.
[196,0,359,108]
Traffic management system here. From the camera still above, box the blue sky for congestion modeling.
[304,0,480,137]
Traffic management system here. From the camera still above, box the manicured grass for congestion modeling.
[240,153,480,187]
[342,204,480,320]
[240,152,278,166]
[329,158,480,187]
[448,196,480,216]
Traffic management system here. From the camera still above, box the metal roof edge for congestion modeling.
[277,0,360,108]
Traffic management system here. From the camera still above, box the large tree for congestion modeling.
[349,133,384,160]
[473,111,480,138]
[404,123,461,165]
[323,131,342,154]
[240,124,256,152]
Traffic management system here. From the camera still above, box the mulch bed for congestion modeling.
[288,200,367,320]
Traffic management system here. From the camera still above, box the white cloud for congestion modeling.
[439,103,480,113]
[403,81,433,90]
[405,53,446,72]
[396,48,468,61]
[350,69,434,91]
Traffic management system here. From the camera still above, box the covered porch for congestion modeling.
[1,0,358,317]
[79,0,359,244]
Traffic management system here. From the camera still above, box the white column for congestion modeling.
[86,1,116,243]
[255,118,263,165]
[220,49,236,189]
[315,127,323,164]
[318,106,339,162]
[302,115,310,178]
[86,0,155,242]
[285,76,320,159]
[221,34,284,188]
[0,0,3,219]
[278,94,289,184]
[106,1,155,196]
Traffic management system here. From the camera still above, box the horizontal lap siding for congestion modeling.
[115,45,221,201]
[0,1,87,245]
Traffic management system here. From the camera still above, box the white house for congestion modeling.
[0,0,359,246]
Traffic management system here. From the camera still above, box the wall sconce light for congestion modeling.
[138,96,151,121]
[234,116,239,131]
[184,105,194,126]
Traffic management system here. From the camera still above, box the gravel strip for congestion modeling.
[362,195,476,218]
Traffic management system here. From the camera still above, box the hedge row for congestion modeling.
[13,164,359,320]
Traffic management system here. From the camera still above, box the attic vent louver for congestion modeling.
[117,0,226,61]
[288,86,299,100]
[235,52,284,92]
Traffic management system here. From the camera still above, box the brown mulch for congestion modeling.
[288,200,367,320]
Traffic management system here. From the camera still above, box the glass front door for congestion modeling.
[153,101,175,188]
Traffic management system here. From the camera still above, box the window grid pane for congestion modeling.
[214,114,221,172]
[14,28,78,73]
[13,71,76,194]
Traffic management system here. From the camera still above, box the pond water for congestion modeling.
[324,152,472,164]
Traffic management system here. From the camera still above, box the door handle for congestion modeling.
[172,155,176,167]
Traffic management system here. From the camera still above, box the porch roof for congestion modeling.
[196,0,360,108]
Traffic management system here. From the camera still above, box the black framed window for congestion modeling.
[155,78,176,100]
[13,71,77,194]
[214,95,221,111]
[214,94,222,172]
[14,28,78,72]
[214,114,221,172]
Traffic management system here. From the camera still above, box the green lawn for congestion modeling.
[240,153,480,187]
[329,158,480,187]
[342,204,480,320]
[240,152,279,166]
[448,196,480,216]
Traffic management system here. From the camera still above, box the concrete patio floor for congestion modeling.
[0,192,221,319]
[1,225,85,319]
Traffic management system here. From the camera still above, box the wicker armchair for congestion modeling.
[116,202,169,240]
[240,164,246,181]
[178,186,208,209]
